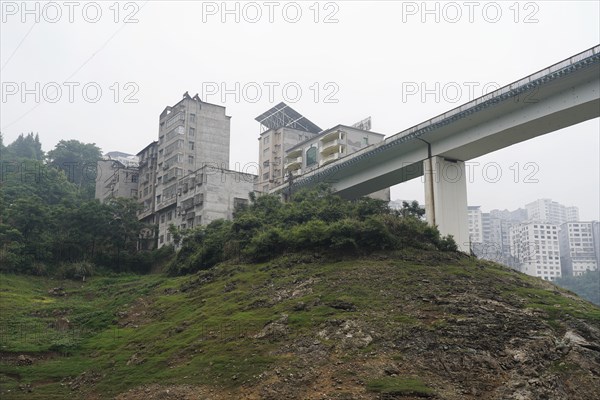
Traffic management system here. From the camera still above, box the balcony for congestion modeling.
[320,152,343,166]
[320,129,342,143]
[287,148,302,159]
[284,156,302,171]
[320,139,344,156]
[165,125,185,143]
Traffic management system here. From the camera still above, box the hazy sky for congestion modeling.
[1,1,599,220]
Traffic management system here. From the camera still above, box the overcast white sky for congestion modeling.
[1,1,599,220]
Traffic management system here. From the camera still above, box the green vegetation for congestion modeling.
[366,377,434,397]
[169,185,457,275]
[1,250,599,398]
[1,133,171,276]
[554,270,600,306]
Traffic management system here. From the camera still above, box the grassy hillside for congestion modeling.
[1,250,599,399]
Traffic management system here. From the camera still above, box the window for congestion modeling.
[263,172,269,180]
[234,197,249,210]
[188,155,194,165]
[160,214,165,223]
[189,141,195,150]
[159,235,164,244]
[263,135,270,145]
[189,113,196,123]
[189,127,195,137]
[306,147,317,167]
[131,189,137,198]
[167,211,172,221]
[131,174,139,183]
[363,137,369,145]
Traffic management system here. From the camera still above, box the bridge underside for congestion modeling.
[273,48,600,253]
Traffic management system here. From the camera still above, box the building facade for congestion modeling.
[559,222,598,276]
[525,199,579,224]
[283,124,386,176]
[257,126,319,192]
[95,158,139,203]
[156,166,255,247]
[510,221,561,281]
[468,206,484,244]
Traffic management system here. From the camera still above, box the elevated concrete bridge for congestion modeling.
[272,45,600,251]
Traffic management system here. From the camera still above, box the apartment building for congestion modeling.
[526,199,579,224]
[510,221,561,281]
[155,93,230,213]
[95,156,139,203]
[256,103,322,192]
[255,103,389,200]
[468,206,484,244]
[283,124,386,176]
[559,222,598,276]
[137,141,158,221]
[157,166,255,246]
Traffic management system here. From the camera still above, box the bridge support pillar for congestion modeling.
[424,156,470,252]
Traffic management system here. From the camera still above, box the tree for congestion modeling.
[5,133,44,160]
[47,140,102,199]
[0,132,6,159]
[398,200,426,219]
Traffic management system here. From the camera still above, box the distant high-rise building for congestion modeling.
[468,206,483,244]
[559,222,598,276]
[592,221,600,269]
[510,221,561,281]
[525,199,579,225]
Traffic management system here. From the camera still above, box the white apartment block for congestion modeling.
[559,222,598,276]
[468,206,484,244]
[525,199,579,225]
[510,222,561,281]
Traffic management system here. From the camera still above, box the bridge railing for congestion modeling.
[391,45,600,144]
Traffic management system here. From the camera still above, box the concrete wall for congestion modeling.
[95,160,138,202]
[156,166,256,248]
[155,96,231,214]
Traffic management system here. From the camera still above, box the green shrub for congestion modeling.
[57,261,94,280]
[168,186,458,275]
